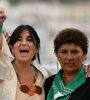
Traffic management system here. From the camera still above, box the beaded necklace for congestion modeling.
[14,63,42,96]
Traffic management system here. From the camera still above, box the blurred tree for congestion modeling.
[7,0,42,4]
[59,0,90,3]
[7,0,90,4]
[7,0,21,4]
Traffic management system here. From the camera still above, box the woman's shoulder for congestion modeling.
[85,77,90,86]
[44,74,56,86]
[33,65,53,79]
[44,74,56,99]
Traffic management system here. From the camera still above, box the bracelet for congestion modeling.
[0,24,3,34]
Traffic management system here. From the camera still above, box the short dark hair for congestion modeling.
[54,28,88,55]
[9,24,41,63]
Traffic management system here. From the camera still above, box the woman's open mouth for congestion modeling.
[20,49,29,55]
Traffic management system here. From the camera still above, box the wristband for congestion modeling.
[0,24,3,34]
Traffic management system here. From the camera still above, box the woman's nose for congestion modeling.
[66,53,73,60]
[21,40,27,45]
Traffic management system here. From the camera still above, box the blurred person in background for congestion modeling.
[44,28,90,100]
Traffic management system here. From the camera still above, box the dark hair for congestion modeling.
[9,24,41,63]
[54,28,88,55]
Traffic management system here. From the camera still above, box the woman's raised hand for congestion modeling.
[0,8,7,26]
[2,27,10,44]
[85,64,90,78]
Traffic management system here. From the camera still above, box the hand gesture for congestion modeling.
[2,27,10,44]
[0,8,7,26]
[85,64,90,78]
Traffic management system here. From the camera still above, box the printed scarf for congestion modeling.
[47,66,85,100]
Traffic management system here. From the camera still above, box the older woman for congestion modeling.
[44,28,90,100]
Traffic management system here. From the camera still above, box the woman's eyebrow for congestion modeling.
[27,36,32,38]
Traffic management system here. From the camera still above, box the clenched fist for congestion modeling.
[0,8,7,26]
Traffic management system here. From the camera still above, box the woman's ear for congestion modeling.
[36,44,40,53]
[9,44,14,54]
[83,54,87,61]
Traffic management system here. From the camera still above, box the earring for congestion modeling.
[83,56,87,65]
[12,53,15,57]
[57,59,59,72]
